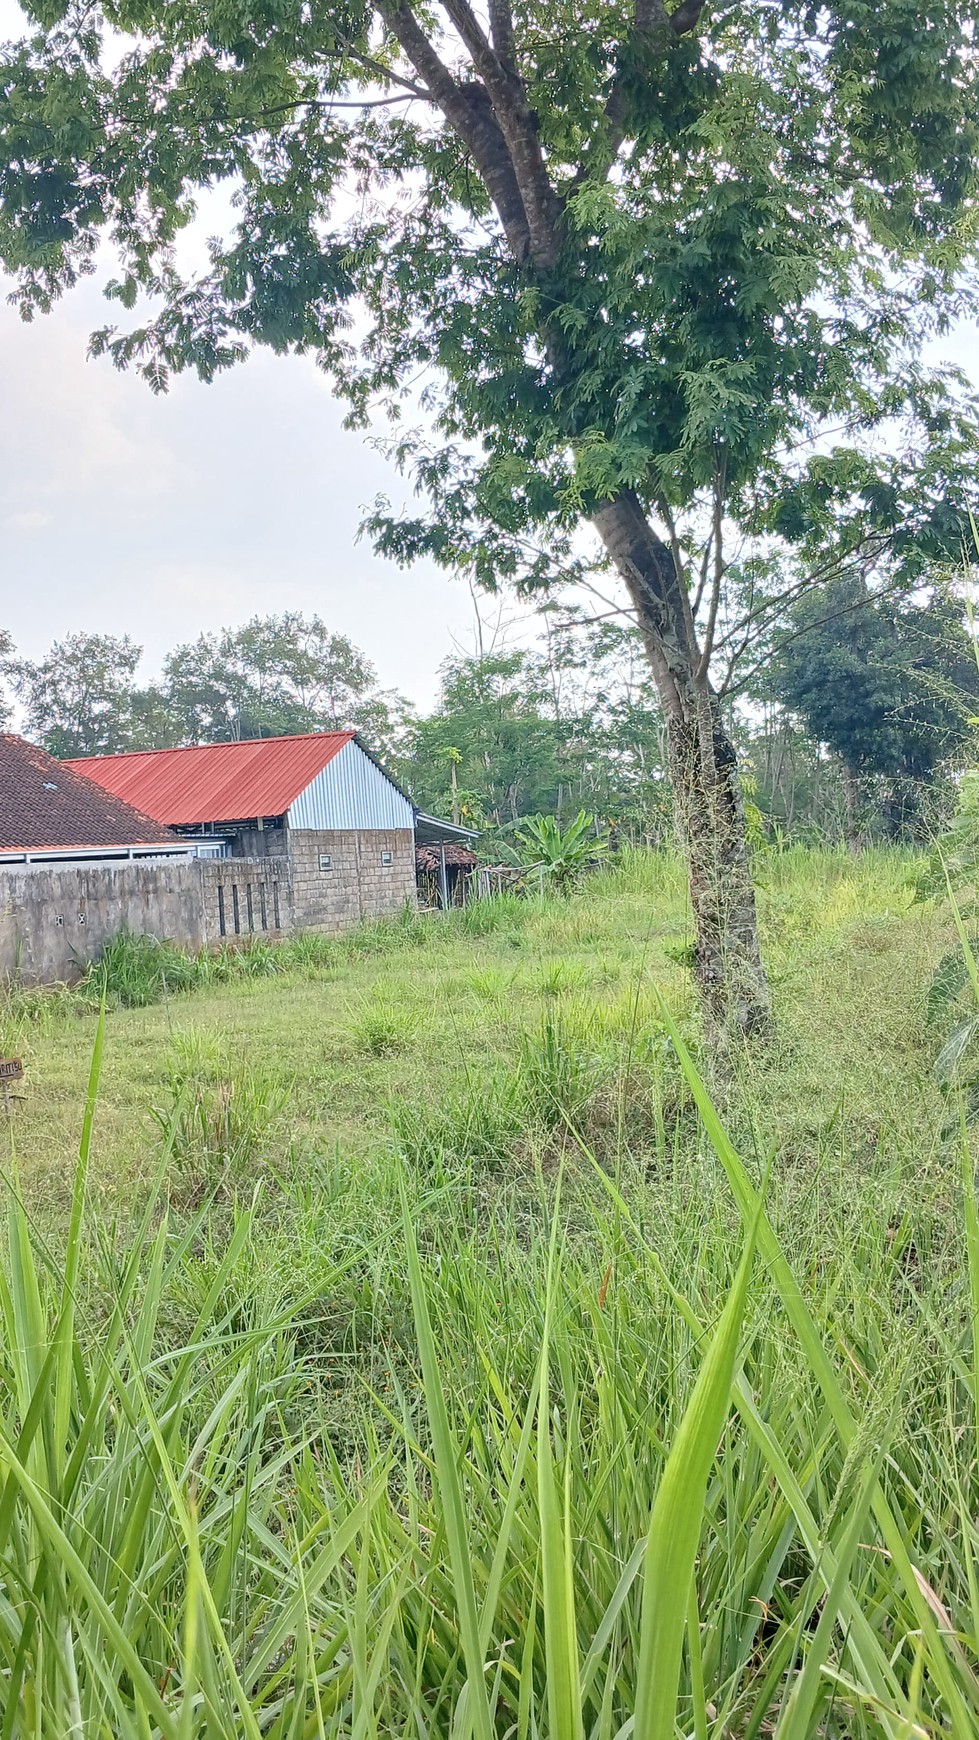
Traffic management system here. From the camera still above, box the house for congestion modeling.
[0,733,200,982]
[0,732,475,984]
[0,734,191,865]
[67,732,474,936]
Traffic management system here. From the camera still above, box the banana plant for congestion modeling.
[513,811,606,893]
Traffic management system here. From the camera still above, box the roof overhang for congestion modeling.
[0,844,199,866]
[414,811,480,844]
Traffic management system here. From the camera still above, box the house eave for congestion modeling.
[413,811,480,844]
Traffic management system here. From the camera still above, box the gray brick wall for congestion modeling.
[0,828,416,983]
[0,858,292,983]
[288,827,415,930]
[199,860,292,944]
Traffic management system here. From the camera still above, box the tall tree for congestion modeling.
[8,632,145,758]
[407,651,563,827]
[0,631,13,729]
[162,613,410,750]
[3,4,979,1034]
[775,578,979,846]
[406,625,670,838]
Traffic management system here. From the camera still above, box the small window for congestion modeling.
[380,850,393,866]
[55,913,64,928]
[319,853,333,872]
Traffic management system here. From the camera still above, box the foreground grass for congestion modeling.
[1,848,975,1735]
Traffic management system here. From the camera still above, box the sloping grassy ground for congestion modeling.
[2,846,943,1217]
[1,846,976,1737]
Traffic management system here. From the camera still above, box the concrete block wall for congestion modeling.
[0,858,292,983]
[0,860,211,983]
[288,828,416,930]
[0,830,417,984]
[198,859,293,945]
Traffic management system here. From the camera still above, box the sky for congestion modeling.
[2,2,979,714]
[0,276,483,709]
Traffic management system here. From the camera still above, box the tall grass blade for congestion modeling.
[656,994,978,1738]
[634,1196,758,1740]
[401,1183,494,1740]
[55,1003,104,1486]
[537,1195,584,1740]
[775,1446,886,1740]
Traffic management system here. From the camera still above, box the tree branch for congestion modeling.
[658,497,702,671]
[695,453,726,679]
[715,537,899,697]
[344,48,433,96]
[691,528,713,618]
[488,0,518,74]
[256,92,428,117]
[715,532,893,658]
[668,0,709,35]
[376,0,533,259]
[437,0,563,267]
[722,576,915,702]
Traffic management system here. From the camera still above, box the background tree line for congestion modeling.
[2,577,977,853]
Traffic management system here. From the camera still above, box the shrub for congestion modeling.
[519,1006,604,1132]
[351,1000,420,1056]
[154,1034,291,1181]
[536,959,585,997]
[80,927,202,1006]
[390,1070,525,1172]
[466,963,519,1000]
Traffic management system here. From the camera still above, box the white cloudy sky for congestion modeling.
[0,276,486,705]
[2,1,979,709]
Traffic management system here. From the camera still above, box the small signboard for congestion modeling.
[0,1057,24,1084]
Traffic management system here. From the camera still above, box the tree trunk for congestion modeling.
[377,4,767,1044]
[593,490,771,1043]
[842,763,863,853]
[667,688,771,1040]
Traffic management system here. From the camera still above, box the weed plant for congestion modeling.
[152,1031,291,1193]
[350,999,420,1056]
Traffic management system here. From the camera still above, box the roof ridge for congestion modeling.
[67,728,357,765]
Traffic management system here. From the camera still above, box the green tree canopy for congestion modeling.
[0,629,13,729]
[407,651,563,829]
[7,632,145,758]
[775,578,979,838]
[4,0,979,1032]
[404,624,669,840]
[161,612,402,744]
[0,614,407,759]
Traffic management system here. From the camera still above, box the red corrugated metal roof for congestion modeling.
[66,733,355,827]
[0,735,182,852]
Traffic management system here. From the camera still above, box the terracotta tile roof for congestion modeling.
[415,841,477,871]
[0,735,182,855]
[65,732,357,826]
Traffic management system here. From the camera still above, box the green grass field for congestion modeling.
[2,847,977,1737]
